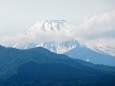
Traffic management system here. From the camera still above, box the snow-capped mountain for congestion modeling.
[23,20,75,37]
[7,20,115,57]
[9,20,79,54]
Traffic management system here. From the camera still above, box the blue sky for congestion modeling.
[0,0,115,36]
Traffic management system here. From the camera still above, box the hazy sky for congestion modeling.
[0,0,115,37]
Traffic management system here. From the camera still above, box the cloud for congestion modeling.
[76,10,115,39]
[0,26,75,46]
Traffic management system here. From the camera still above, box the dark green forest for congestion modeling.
[0,46,115,86]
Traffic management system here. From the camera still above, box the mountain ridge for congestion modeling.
[0,45,115,86]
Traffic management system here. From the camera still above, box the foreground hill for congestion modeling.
[0,45,115,86]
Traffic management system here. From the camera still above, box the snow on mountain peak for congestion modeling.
[23,20,75,37]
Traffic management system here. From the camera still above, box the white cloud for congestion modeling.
[0,24,75,46]
[76,10,115,39]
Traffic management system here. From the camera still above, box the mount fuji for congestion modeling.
[8,20,79,54]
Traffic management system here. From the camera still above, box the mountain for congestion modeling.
[3,20,115,66]
[0,45,115,86]
[8,20,79,54]
[6,20,115,56]
[64,46,115,66]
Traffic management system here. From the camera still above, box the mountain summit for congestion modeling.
[9,20,79,54]
[23,20,74,34]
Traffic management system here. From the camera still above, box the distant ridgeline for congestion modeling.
[65,46,115,66]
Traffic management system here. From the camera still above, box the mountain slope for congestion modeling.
[91,45,115,57]
[0,45,115,86]
[10,39,80,54]
[65,46,115,66]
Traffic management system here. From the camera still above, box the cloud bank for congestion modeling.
[0,23,75,46]
[75,10,115,48]
[76,10,115,39]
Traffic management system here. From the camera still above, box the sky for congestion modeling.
[0,0,115,37]
[0,0,115,54]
